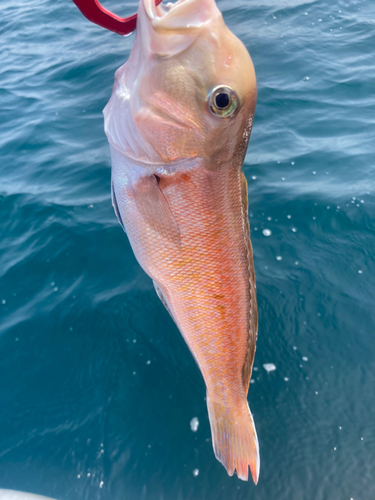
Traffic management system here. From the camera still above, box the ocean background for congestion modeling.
[1,0,374,499]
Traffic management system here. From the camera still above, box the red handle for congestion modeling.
[72,0,163,36]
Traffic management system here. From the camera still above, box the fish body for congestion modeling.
[104,0,259,482]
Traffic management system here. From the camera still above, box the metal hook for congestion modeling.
[72,0,163,36]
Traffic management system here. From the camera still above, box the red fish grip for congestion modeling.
[72,0,164,36]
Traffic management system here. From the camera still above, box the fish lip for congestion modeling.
[139,0,222,56]
[142,0,220,29]
[143,0,158,21]
[143,0,188,22]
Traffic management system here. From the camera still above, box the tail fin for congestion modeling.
[207,394,260,483]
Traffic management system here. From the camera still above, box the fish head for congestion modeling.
[104,0,256,166]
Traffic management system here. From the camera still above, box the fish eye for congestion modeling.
[208,86,239,118]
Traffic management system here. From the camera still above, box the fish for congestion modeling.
[103,0,259,483]
[0,491,55,500]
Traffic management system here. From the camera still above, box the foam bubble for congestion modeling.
[190,417,199,432]
[263,363,276,373]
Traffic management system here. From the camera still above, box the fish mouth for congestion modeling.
[143,0,175,22]
[142,0,221,32]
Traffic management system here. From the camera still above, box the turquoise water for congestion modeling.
[1,0,374,499]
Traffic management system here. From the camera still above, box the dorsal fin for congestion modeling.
[241,172,258,394]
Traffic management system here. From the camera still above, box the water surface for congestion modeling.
[1,0,374,499]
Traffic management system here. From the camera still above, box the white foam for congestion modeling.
[0,492,55,500]
[190,417,199,432]
[263,363,276,373]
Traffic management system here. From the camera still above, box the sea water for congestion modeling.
[0,0,374,499]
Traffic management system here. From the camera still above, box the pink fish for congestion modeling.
[104,0,259,482]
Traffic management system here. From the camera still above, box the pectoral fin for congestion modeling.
[132,175,180,244]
